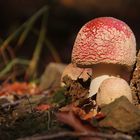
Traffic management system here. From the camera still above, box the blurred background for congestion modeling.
[0,0,140,79]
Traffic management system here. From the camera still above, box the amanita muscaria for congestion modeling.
[71,17,136,104]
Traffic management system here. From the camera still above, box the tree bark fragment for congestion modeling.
[130,50,140,108]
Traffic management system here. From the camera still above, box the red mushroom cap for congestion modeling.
[72,17,136,68]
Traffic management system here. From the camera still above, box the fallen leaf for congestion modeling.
[35,104,51,111]
[94,112,105,120]
[60,103,86,119]
[56,111,90,131]
[0,82,38,96]
[83,110,97,120]
[56,111,102,140]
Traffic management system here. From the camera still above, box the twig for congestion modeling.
[25,95,34,113]
[0,94,28,109]
[18,131,133,140]
[0,100,21,109]
[47,111,51,130]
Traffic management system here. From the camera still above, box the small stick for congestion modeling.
[0,100,21,109]
[18,131,133,140]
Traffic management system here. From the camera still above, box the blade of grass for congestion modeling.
[44,38,61,62]
[0,6,48,54]
[16,7,49,48]
[1,50,9,64]
[0,38,9,65]
[26,11,47,79]
[0,58,29,78]
[6,46,16,59]
[33,30,61,63]
[15,23,33,48]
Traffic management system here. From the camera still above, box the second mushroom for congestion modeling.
[62,17,136,107]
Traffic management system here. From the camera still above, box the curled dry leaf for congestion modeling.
[56,111,91,132]
[59,91,104,121]
[59,102,100,121]
[82,110,103,120]
[59,103,86,119]
[56,111,101,140]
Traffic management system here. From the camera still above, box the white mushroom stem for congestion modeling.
[96,77,132,107]
[88,64,131,97]
[89,75,110,97]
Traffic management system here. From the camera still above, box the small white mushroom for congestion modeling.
[96,77,133,107]
[89,75,110,97]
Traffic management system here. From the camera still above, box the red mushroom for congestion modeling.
[72,17,136,67]
[72,17,136,97]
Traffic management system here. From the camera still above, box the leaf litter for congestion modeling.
[0,72,139,140]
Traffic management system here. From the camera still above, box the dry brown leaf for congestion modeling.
[0,82,38,96]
